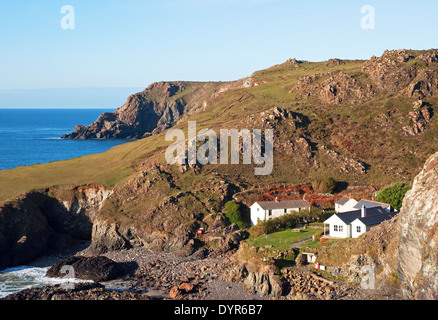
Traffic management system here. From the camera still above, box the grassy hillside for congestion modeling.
[1,49,438,204]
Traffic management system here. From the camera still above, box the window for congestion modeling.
[356,226,361,233]
[284,209,287,213]
[333,225,338,232]
[339,225,343,232]
[268,210,272,217]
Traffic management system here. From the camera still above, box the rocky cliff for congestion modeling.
[0,185,111,270]
[398,151,438,299]
[87,164,246,256]
[62,81,222,139]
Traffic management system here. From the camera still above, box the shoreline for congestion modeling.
[2,242,403,300]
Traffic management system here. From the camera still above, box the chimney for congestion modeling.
[361,205,366,218]
[349,193,352,198]
[372,196,375,201]
[275,197,279,202]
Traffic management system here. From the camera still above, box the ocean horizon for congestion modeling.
[0,108,128,171]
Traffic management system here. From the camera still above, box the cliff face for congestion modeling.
[398,151,438,299]
[62,81,222,139]
[87,164,246,256]
[0,185,111,270]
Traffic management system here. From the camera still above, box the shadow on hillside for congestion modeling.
[334,181,349,193]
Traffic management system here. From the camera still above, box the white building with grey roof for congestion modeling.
[250,198,310,226]
[324,205,397,238]
[335,196,359,213]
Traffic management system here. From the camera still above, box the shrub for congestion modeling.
[376,183,411,211]
[224,201,247,229]
[312,177,336,194]
[256,211,303,234]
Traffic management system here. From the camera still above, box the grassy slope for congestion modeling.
[0,135,164,202]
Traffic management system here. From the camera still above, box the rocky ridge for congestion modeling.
[291,71,374,104]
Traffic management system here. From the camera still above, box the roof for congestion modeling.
[334,206,388,225]
[356,212,397,226]
[353,199,391,210]
[335,196,351,206]
[255,199,310,210]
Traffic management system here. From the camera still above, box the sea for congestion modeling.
[0,265,93,299]
[0,108,128,171]
[0,108,129,298]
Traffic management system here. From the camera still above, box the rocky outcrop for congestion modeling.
[246,106,308,130]
[202,214,249,254]
[223,264,282,298]
[362,50,417,93]
[291,71,374,104]
[317,145,367,174]
[362,49,438,98]
[2,283,150,300]
[89,218,139,253]
[281,58,302,67]
[46,256,127,282]
[0,185,111,270]
[325,58,344,66]
[62,81,220,139]
[243,269,283,297]
[402,100,432,135]
[398,151,438,300]
[406,69,438,99]
[282,268,355,300]
[0,195,51,270]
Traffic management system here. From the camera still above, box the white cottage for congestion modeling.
[350,211,397,238]
[335,196,358,213]
[250,199,310,226]
[323,206,396,239]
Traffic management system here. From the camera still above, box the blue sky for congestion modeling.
[1,0,437,107]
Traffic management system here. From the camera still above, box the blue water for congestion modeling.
[0,109,128,171]
[0,265,93,299]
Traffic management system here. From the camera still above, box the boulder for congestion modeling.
[46,256,125,282]
[243,271,283,298]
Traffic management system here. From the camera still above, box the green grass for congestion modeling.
[0,135,166,202]
[246,228,320,251]
[300,239,323,249]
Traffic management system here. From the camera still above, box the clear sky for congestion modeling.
[1,0,437,107]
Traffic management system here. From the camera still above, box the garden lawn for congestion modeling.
[247,228,320,251]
